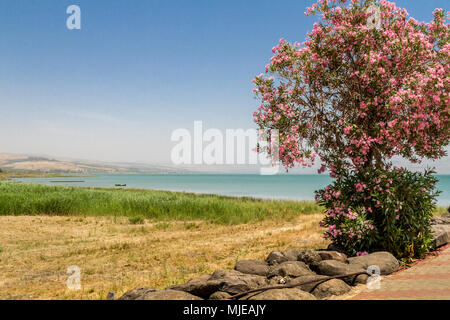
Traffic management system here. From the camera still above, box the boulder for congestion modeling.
[431,224,450,248]
[209,291,231,300]
[318,251,347,262]
[207,270,268,295]
[297,250,323,269]
[242,288,317,300]
[138,289,203,300]
[287,275,329,292]
[282,250,301,261]
[169,274,212,297]
[268,276,287,286]
[172,270,268,298]
[311,279,351,299]
[234,260,269,276]
[316,260,368,284]
[268,261,314,278]
[118,287,157,300]
[347,251,399,275]
[106,291,115,300]
[118,287,202,300]
[265,251,288,265]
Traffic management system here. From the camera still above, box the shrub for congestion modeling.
[316,168,440,259]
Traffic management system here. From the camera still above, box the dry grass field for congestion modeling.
[0,214,327,300]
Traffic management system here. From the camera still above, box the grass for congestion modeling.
[0,215,328,299]
[0,182,323,224]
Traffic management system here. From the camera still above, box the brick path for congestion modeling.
[351,244,450,300]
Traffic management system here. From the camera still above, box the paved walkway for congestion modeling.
[351,244,450,300]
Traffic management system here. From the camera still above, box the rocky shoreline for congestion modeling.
[113,213,450,300]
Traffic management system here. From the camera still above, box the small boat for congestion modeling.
[115,184,126,187]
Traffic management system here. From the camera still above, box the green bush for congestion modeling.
[316,167,440,259]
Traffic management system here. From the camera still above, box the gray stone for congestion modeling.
[243,288,317,300]
[234,260,269,276]
[318,251,347,262]
[207,270,268,295]
[209,291,232,300]
[118,287,157,300]
[268,261,314,278]
[137,289,203,300]
[282,250,301,261]
[118,287,202,300]
[347,251,399,275]
[268,276,287,286]
[297,250,323,269]
[170,274,212,297]
[265,251,288,265]
[287,275,329,292]
[171,270,268,298]
[106,291,115,300]
[311,279,351,299]
[316,260,368,284]
[431,224,450,248]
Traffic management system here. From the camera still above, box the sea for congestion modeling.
[12,174,450,207]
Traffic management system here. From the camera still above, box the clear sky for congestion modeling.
[0,0,449,172]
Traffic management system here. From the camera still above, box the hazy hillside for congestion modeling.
[0,153,184,174]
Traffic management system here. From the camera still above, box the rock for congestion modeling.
[265,251,288,265]
[287,275,329,292]
[208,270,268,295]
[137,289,203,300]
[431,224,450,248]
[282,250,301,261]
[297,250,323,269]
[316,260,368,284]
[268,261,314,278]
[209,291,231,300]
[242,288,317,300]
[118,287,202,300]
[106,291,115,300]
[347,251,399,275]
[318,251,347,262]
[118,287,157,300]
[311,279,351,299]
[170,274,212,297]
[173,270,268,298]
[268,276,287,286]
[234,260,269,276]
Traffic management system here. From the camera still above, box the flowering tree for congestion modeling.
[253,0,449,258]
[253,0,449,177]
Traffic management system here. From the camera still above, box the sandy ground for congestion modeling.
[0,214,327,300]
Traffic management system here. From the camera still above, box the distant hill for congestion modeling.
[0,153,185,174]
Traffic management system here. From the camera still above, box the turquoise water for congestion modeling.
[13,174,450,206]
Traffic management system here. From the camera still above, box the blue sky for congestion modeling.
[0,0,449,171]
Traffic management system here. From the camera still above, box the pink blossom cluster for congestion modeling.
[253,0,449,175]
